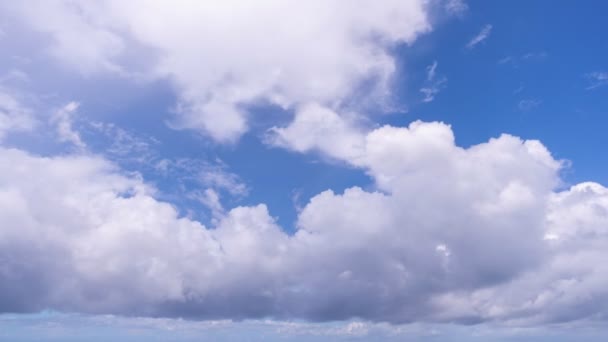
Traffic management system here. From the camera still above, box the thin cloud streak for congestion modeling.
[466,24,492,49]
[586,71,608,90]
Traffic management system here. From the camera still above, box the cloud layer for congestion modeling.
[1,118,607,324]
[1,0,608,329]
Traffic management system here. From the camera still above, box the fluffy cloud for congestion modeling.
[431,182,608,325]
[2,118,607,324]
[270,102,366,162]
[3,0,432,142]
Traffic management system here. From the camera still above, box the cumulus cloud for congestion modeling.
[1,0,607,329]
[2,119,607,325]
[3,0,432,142]
[269,102,366,162]
[466,24,492,49]
[431,182,608,325]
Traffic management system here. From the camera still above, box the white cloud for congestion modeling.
[269,102,366,162]
[518,99,542,111]
[0,69,30,84]
[586,72,608,90]
[432,181,608,325]
[50,101,86,150]
[198,188,225,223]
[1,0,608,328]
[0,87,37,140]
[498,52,548,67]
[4,119,608,325]
[513,84,525,95]
[1,1,126,75]
[498,56,514,65]
[88,121,158,165]
[199,167,248,198]
[521,51,548,61]
[444,0,468,17]
[426,60,439,81]
[466,24,493,49]
[88,120,248,204]
[4,0,432,142]
[419,60,447,103]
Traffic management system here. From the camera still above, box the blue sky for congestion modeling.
[1,1,608,341]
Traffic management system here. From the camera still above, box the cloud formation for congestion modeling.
[444,0,468,17]
[3,0,432,142]
[0,88,37,141]
[518,99,542,112]
[466,24,492,49]
[2,117,607,324]
[1,0,608,330]
[586,71,608,90]
[419,61,447,103]
[50,102,86,150]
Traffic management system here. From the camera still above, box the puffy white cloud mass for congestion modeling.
[2,0,432,142]
[1,119,608,325]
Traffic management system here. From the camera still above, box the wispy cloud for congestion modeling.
[466,24,492,49]
[420,61,447,103]
[521,51,548,61]
[518,98,542,111]
[444,0,468,17]
[498,56,514,65]
[0,69,29,84]
[50,101,86,150]
[87,121,248,222]
[499,52,548,66]
[585,72,608,90]
[427,60,438,81]
[0,86,38,140]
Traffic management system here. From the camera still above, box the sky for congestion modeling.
[0,0,608,341]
